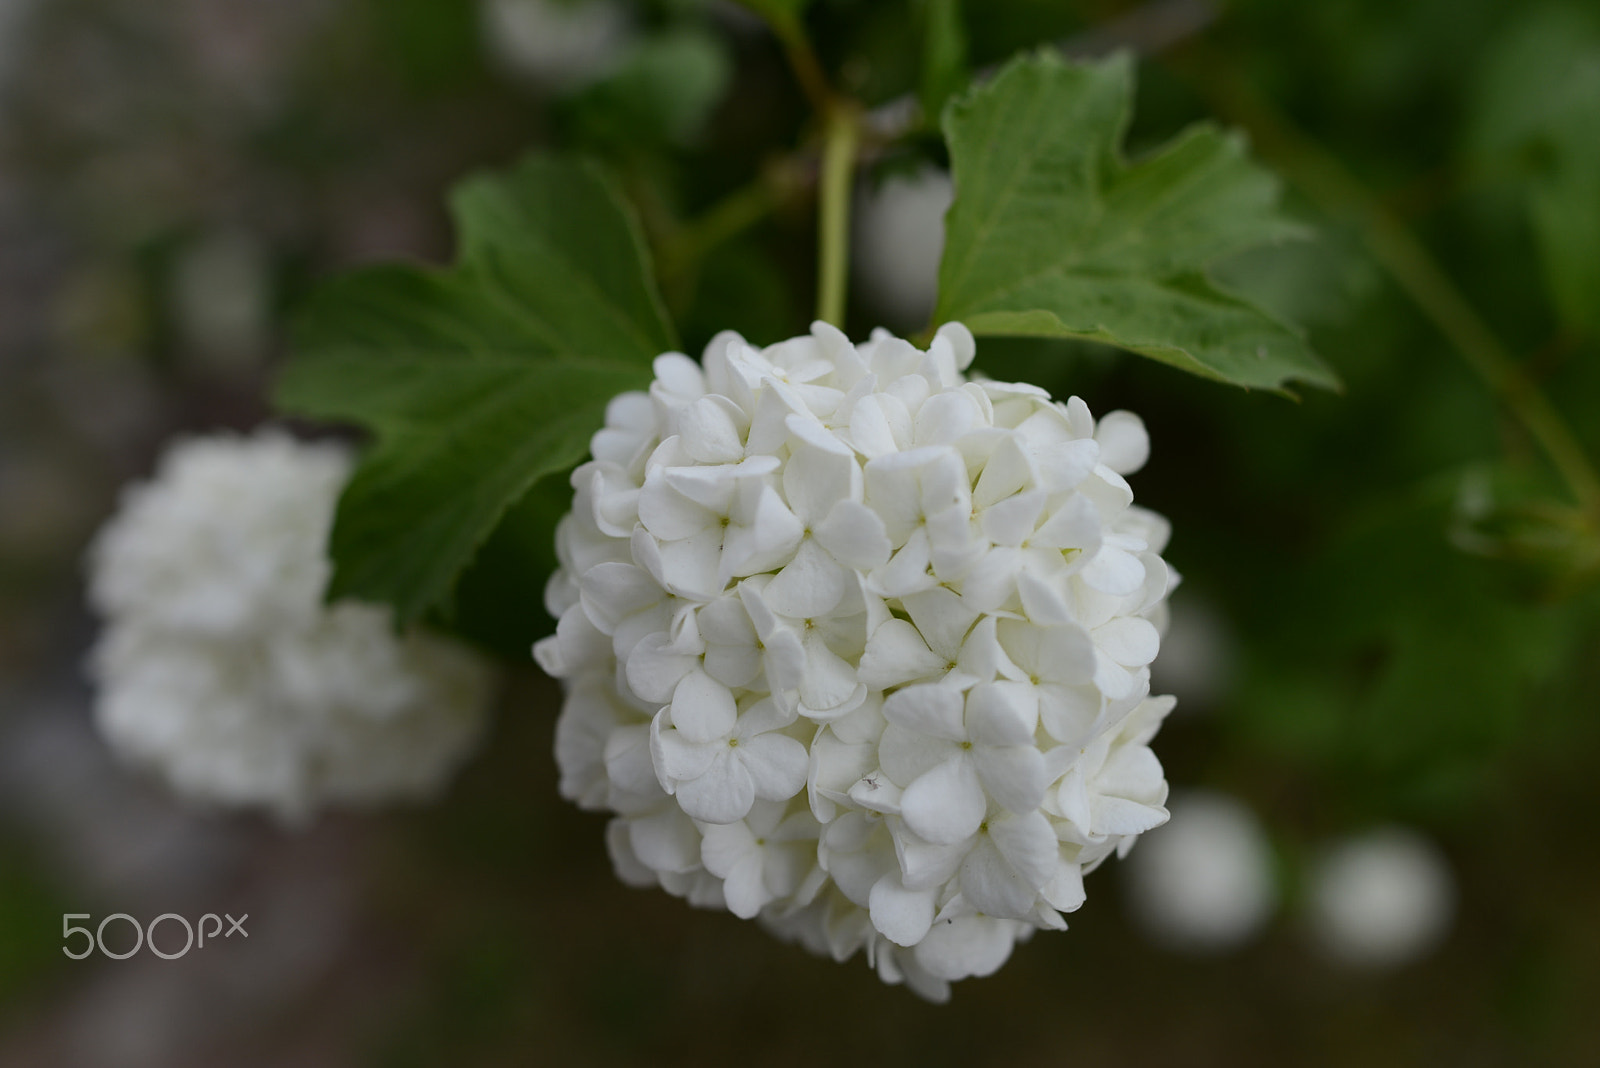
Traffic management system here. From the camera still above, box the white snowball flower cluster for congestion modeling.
[88,430,496,823]
[536,321,1176,1000]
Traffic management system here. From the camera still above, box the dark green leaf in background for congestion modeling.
[936,51,1339,392]
[1468,4,1600,338]
[1231,492,1595,818]
[568,28,733,149]
[276,155,674,632]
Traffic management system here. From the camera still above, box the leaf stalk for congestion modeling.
[816,102,861,329]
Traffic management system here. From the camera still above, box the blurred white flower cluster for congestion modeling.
[536,321,1177,999]
[1122,795,1458,968]
[853,167,953,330]
[479,0,633,91]
[88,430,496,823]
[1123,790,1277,952]
[1309,827,1455,967]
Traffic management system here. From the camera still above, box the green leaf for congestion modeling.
[1468,5,1600,337]
[568,28,733,148]
[935,51,1338,392]
[276,154,674,627]
[918,0,968,126]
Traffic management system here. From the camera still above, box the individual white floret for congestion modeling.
[87,430,496,823]
[1122,789,1278,953]
[1307,826,1455,967]
[537,321,1178,997]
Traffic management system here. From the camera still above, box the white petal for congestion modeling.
[578,562,663,636]
[1093,794,1169,836]
[901,756,986,845]
[765,538,850,619]
[1038,682,1103,744]
[980,491,1046,547]
[989,810,1058,889]
[637,478,715,541]
[1096,616,1161,667]
[699,819,757,878]
[1093,653,1138,701]
[857,618,944,690]
[623,633,699,704]
[669,668,737,743]
[912,914,1017,981]
[914,389,982,446]
[1044,856,1087,912]
[934,321,975,370]
[783,437,857,525]
[648,713,716,784]
[674,750,756,823]
[1032,439,1100,494]
[900,586,978,664]
[881,683,967,741]
[738,732,809,802]
[720,853,770,919]
[1031,493,1102,551]
[848,393,911,458]
[655,528,727,601]
[1094,410,1150,474]
[1081,545,1147,596]
[959,838,1035,919]
[798,630,869,719]
[869,876,937,947]
[603,724,662,797]
[814,500,892,570]
[679,395,747,464]
[606,818,660,888]
[878,723,960,786]
[872,528,937,598]
[966,682,1038,745]
[628,805,702,874]
[974,745,1047,814]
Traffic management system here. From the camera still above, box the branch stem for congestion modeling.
[1194,61,1600,517]
[772,16,835,116]
[816,103,860,329]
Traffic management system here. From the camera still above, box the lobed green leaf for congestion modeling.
[276,155,674,630]
[936,51,1339,392]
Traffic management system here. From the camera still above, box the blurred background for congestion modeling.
[2,0,1598,1064]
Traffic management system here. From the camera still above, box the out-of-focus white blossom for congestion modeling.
[852,167,953,329]
[1308,827,1455,968]
[1123,790,1277,952]
[88,430,496,823]
[171,229,271,370]
[1149,595,1237,712]
[537,321,1178,998]
[479,0,632,91]
[0,0,38,89]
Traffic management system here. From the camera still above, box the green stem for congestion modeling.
[816,104,860,329]
[771,14,835,116]
[1196,63,1600,518]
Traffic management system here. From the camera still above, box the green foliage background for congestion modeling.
[2,0,1598,1063]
